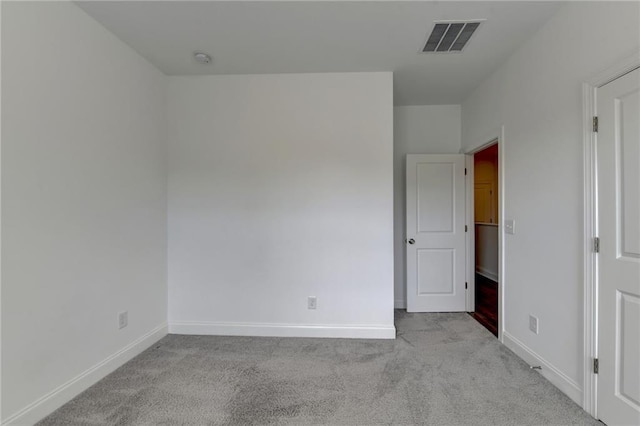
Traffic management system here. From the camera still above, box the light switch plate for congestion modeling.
[505,219,515,235]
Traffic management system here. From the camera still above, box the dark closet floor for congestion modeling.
[470,272,499,337]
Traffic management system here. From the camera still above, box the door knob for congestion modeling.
[408,238,415,244]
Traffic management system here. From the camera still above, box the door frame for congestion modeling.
[582,50,640,418]
[464,126,505,342]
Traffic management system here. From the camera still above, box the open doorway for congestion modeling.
[471,143,499,336]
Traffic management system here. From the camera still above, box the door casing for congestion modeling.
[464,128,505,342]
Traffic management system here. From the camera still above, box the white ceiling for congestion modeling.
[76,1,562,105]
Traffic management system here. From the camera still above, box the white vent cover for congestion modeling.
[422,21,482,53]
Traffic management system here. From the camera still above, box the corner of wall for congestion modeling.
[2,324,168,425]
[0,1,4,422]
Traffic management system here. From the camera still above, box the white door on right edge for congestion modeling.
[597,67,640,426]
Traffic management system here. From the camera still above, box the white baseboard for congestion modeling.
[3,323,168,426]
[394,299,406,309]
[502,330,583,406]
[476,268,498,282]
[169,321,396,339]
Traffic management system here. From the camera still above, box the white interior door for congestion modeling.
[406,154,466,312]
[597,67,640,426]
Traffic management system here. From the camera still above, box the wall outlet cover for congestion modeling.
[118,311,128,329]
[307,296,317,310]
[529,314,538,334]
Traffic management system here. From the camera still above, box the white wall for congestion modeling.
[167,73,395,338]
[1,2,168,423]
[462,1,640,403]
[393,106,461,308]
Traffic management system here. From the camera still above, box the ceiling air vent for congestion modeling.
[422,21,482,53]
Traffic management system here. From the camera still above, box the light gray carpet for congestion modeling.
[39,311,599,425]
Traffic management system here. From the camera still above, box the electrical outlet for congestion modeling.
[307,296,317,310]
[118,311,128,329]
[529,314,538,334]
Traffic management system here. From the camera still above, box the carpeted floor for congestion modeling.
[39,311,599,425]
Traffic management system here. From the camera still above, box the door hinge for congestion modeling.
[593,358,599,374]
[465,225,468,232]
[594,237,600,253]
[465,168,467,176]
[465,282,468,289]
[593,116,598,133]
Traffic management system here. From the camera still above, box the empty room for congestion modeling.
[2,1,639,425]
